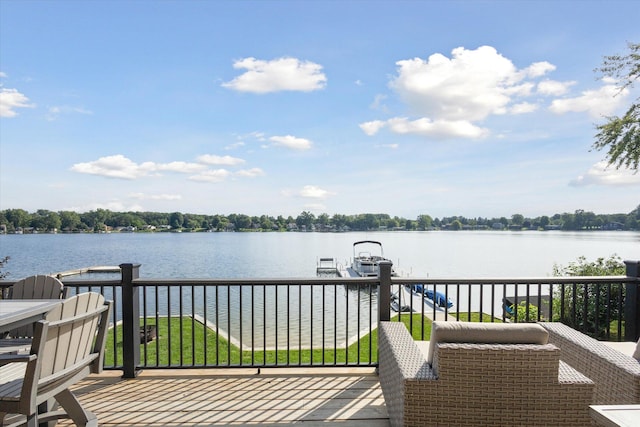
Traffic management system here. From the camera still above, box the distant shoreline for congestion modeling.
[1,206,638,235]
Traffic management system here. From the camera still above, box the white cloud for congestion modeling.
[68,200,145,213]
[549,84,628,118]
[370,94,388,111]
[270,135,313,150]
[235,168,265,178]
[224,141,245,150]
[510,102,538,114]
[389,46,537,121]
[129,193,182,201]
[359,120,386,136]
[569,161,640,186]
[303,203,327,212]
[197,154,246,166]
[248,131,267,141]
[70,155,206,179]
[522,61,556,78]
[0,72,7,78]
[537,79,575,96]
[298,185,335,199]
[154,161,206,173]
[359,120,385,136]
[70,155,147,179]
[70,154,264,185]
[389,117,489,138]
[189,169,231,183]
[0,87,34,117]
[222,57,327,93]
[382,117,489,139]
[45,105,93,121]
[361,46,560,140]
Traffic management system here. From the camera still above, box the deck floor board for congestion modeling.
[52,368,389,426]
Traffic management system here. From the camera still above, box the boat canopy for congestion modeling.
[352,240,384,257]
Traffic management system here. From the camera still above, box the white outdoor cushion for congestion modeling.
[634,339,640,361]
[427,321,549,364]
[602,340,639,358]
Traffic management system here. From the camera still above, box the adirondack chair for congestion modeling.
[0,275,69,355]
[0,292,112,427]
[4,275,67,300]
[3,275,69,339]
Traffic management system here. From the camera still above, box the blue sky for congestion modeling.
[1,0,639,219]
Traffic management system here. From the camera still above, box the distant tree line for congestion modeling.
[0,205,638,233]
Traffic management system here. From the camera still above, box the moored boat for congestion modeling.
[410,284,454,308]
[349,240,394,277]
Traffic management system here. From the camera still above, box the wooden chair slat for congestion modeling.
[0,292,112,426]
[6,276,66,339]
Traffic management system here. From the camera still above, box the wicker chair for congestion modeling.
[377,321,594,427]
[541,322,640,405]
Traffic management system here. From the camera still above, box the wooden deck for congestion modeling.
[58,367,390,426]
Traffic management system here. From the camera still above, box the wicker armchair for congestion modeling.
[378,321,594,427]
[541,322,640,404]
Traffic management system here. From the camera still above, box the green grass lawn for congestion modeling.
[104,312,501,367]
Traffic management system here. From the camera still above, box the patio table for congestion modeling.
[590,405,640,426]
[0,299,62,334]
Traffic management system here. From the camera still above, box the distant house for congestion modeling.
[602,222,624,230]
[492,223,505,230]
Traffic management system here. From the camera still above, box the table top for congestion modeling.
[590,405,640,427]
[0,299,62,334]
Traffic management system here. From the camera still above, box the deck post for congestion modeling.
[624,260,640,341]
[378,261,392,322]
[120,263,141,378]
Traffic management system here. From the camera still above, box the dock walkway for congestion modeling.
[395,285,451,321]
[54,265,121,278]
[316,258,352,277]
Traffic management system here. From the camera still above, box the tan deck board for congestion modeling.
[55,368,389,426]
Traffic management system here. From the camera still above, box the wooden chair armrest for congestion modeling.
[0,353,36,365]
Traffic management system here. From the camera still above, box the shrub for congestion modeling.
[552,255,625,339]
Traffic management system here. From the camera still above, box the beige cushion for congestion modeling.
[427,321,549,364]
[634,339,640,361]
[415,340,430,361]
[602,340,638,357]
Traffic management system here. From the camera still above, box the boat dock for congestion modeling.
[54,265,121,278]
[393,284,452,321]
[316,258,353,277]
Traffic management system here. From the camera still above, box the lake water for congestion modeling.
[0,230,638,280]
[2,231,637,348]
